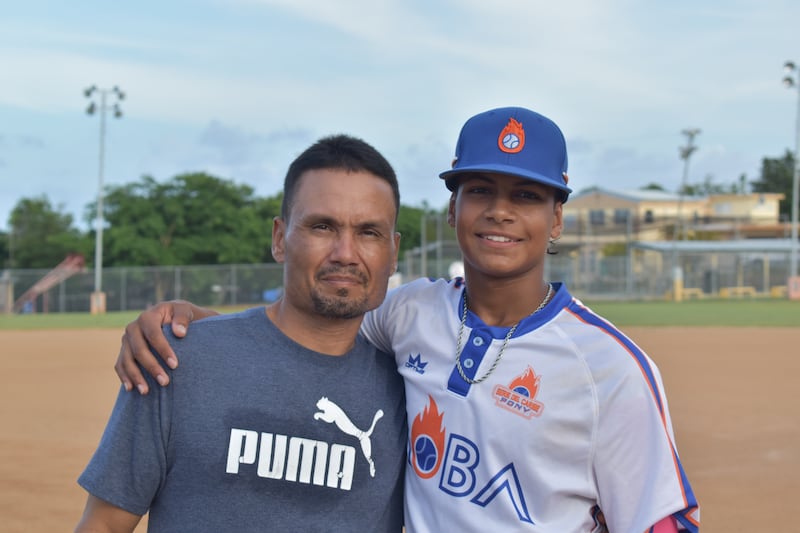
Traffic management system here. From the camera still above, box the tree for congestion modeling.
[252,192,283,262]
[736,173,748,195]
[8,196,89,269]
[0,231,8,269]
[94,173,276,267]
[751,150,796,218]
[679,174,730,197]
[396,201,449,255]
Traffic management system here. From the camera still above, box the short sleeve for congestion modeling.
[77,375,171,516]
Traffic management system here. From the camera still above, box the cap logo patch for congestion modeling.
[498,118,525,154]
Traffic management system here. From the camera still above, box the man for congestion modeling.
[116,107,700,532]
[75,135,407,532]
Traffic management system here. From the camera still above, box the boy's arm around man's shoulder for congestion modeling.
[115,300,219,395]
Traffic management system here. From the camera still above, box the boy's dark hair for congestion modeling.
[282,134,400,221]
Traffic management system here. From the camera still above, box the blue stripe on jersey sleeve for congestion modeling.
[566,300,664,414]
[566,300,700,532]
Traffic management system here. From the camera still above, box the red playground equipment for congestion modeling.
[12,254,86,313]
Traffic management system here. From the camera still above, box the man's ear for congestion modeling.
[271,216,286,263]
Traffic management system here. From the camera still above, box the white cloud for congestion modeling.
[1,0,799,231]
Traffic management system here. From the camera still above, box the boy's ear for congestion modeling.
[447,193,457,227]
[551,201,564,239]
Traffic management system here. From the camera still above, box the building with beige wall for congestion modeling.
[550,187,791,299]
[562,187,785,245]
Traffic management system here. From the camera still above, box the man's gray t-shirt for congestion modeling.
[79,307,406,532]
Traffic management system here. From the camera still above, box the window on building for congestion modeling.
[715,202,732,214]
[614,209,630,225]
[589,209,605,226]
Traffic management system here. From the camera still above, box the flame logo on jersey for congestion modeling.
[498,117,525,154]
[410,395,446,478]
[492,366,544,419]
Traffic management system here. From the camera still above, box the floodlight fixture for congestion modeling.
[83,85,126,313]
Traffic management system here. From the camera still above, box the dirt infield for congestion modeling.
[1,327,798,531]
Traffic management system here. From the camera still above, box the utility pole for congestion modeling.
[677,128,701,241]
[783,61,800,299]
[671,128,700,301]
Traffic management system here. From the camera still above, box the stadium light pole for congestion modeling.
[677,128,701,241]
[783,61,800,296]
[84,85,125,314]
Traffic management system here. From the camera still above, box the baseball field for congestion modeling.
[1,300,798,531]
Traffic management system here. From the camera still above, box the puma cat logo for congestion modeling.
[314,397,384,477]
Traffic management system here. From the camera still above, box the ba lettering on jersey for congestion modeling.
[409,394,535,525]
[225,396,383,491]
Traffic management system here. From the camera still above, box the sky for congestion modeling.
[1,0,798,232]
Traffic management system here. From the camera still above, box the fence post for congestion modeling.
[121,268,127,311]
[231,264,237,306]
[175,266,182,300]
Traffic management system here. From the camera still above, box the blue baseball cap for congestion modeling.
[439,106,572,202]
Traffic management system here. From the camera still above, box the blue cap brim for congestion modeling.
[439,165,572,199]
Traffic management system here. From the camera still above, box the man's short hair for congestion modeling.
[281,135,400,221]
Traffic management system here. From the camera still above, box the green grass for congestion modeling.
[0,305,251,330]
[584,298,800,327]
[0,311,142,330]
[1,299,798,329]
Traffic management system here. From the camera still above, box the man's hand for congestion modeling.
[115,300,219,394]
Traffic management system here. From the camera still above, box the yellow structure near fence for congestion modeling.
[665,285,790,300]
[770,286,788,298]
[680,288,706,299]
[719,286,757,298]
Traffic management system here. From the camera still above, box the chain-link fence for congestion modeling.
[402,238,795,301]
[2,263,285,313]
[2,240,796,314]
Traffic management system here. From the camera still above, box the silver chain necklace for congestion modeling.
[455,283,553,385]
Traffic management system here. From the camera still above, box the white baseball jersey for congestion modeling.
[361,277,699,533]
